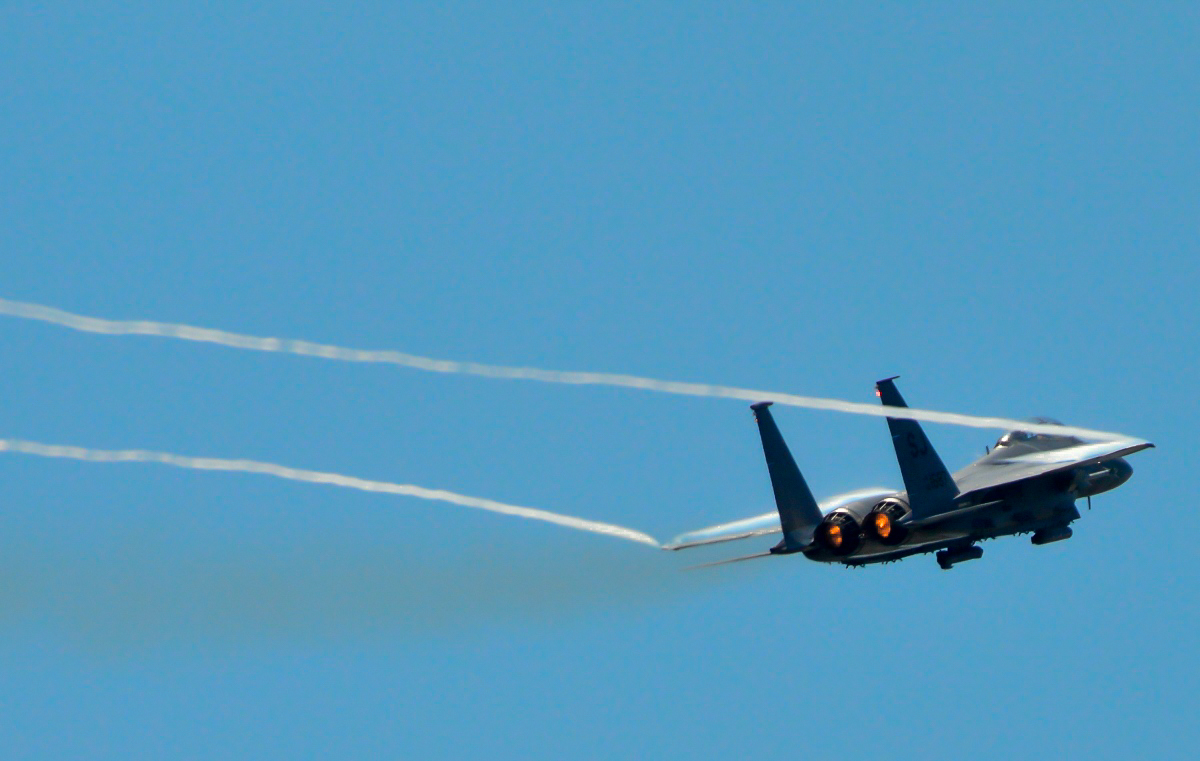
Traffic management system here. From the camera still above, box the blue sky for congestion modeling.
[1,3,1197,758]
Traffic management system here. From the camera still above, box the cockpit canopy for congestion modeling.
[994,418,1073,449]
[995,430,1033,447]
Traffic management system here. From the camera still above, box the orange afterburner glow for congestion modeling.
[817,515,862,555]
[826,524,843,548]
[873,512,892,538]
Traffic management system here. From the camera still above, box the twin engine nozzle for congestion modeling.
[866,498,910,546]
[814,511,862,555]
[814,499,911,555]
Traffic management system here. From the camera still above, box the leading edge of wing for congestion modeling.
[664,488,893,551]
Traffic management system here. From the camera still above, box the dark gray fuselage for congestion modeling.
[803,434,1134,566]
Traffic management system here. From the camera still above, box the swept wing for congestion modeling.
[953,438,1154,502]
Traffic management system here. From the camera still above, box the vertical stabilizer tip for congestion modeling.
[750,401,774,411]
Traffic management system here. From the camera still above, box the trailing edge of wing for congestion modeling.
[684,551,773,570]
[910,499,1004,528]
[665,524,780,551]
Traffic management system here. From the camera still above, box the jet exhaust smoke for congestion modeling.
[0,438,661,547]
[0,297,1137,442]
[0,537,700,648]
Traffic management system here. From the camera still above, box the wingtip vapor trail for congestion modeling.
[0,297,1142,442]
[0,438,662,548]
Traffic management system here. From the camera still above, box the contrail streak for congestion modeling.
[0,438,661,547]
[0,297,1137,441]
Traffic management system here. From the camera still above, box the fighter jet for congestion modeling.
[668,377,1154,569]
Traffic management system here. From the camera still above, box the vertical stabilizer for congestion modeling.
[875,378,958,518]
[750,402,823,552]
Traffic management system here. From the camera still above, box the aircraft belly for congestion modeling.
[843,536,965,565]
[844,500,1081,565]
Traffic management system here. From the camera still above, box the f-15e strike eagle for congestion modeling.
[669,378,1154,570]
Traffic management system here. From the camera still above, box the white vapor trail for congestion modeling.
[0,438,661,547]
[0,297,1136,442]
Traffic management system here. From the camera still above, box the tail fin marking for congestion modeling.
[875,378,958,518]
